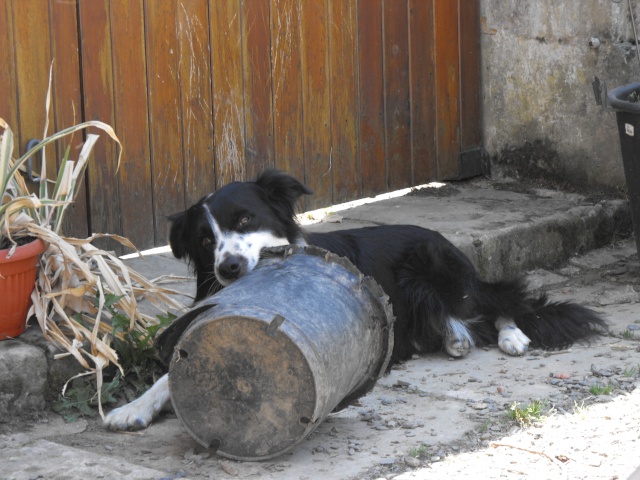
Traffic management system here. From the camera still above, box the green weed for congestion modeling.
[623,365,640,377]
[589,383,612,396]
[409,444,428,458]
[507,400,547,427]
[621,328,636,339]
[53,293,175,421]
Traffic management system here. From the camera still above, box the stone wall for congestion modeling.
[481,0,640,190]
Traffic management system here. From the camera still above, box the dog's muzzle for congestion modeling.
[217,255,248,283]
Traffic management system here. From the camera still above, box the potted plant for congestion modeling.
[0,111,113,340]
[608,82,640,257]
[0,67,185,415]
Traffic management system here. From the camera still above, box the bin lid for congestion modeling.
[608,82,640,113]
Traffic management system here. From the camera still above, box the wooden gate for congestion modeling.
[0,0,481,251]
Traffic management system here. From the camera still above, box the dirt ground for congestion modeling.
[2,239,640,480]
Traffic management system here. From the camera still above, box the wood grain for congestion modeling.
[49,0,88,239]
[78,0,123,250]
[270,0,305,205]
[178,0,216,205]
[301,0,332,209]
[409,0,437,184]
[434,0,461,179]
[329,0,361,203]
[110,0,154,248]
[145,0,185,241]
[210,0,246,187]
[383,0,412,190]
[358,0,386,197]
[242,0,275,179]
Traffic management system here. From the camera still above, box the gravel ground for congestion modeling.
[2,240,640,480]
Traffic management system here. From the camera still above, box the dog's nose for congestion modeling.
[218,255,247,281]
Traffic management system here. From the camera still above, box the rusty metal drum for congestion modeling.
[164,245,394,461]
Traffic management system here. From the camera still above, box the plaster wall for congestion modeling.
[481,0,640,189]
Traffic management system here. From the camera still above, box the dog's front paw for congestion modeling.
[104,374,171,431]
[104,400,155,431]
[498,326,531,356]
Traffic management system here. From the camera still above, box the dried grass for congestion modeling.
[1,63,186,417]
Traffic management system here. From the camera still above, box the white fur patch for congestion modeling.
[104,374,171,431]
[202,204,289,286]
[444,317,475,358]
[495,317,531,356]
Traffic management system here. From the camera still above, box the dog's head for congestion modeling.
[168,170,312,299]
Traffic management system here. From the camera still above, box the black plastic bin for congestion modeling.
[608,82,640,257]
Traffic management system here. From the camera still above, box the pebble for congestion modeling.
[405,456,421,467]
[379,458,396,466]
[220,464,238,476]
[591,364,614,377]
[430,455,441,462]
[470,402,488,410]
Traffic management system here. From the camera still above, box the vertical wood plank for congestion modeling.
[78,0,122,247]
[0,0,20,146]
[300,0,331,208]
[459,0,482,150]
[409,0,437,184]
[178,0,216,205]
[241,0,275,179]
[210,0,246,187]
[383,0,412,190]
[145,0,185,243]
[358,0,386,197]
[12,0,54,176]
[434,0,461,179]
[329,0,361,203]
[270,0,304,183]
[110,0,154,248]
[50,0,88,239]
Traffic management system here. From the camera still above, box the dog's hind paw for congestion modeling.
[445,337,471,358]
[498,326,531,356]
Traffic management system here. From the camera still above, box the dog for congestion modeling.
[104,169,606,431]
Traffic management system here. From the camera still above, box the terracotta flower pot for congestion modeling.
[0,238,46,340]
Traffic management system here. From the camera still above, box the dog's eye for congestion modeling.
[202,237,212,246]
[238,216,250,227]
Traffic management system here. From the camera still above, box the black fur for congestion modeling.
[168,169,607,366]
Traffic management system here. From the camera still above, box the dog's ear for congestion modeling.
[254,169,312,216]
[168,210,189,259]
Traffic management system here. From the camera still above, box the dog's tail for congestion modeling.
[479,277,608,349]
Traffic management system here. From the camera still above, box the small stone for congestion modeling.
[379,458,396,466]
[220,463,238,476]
[591,364,614,377]
[405,456,421,467]
[430,455,441,462]
[470,402,488,410]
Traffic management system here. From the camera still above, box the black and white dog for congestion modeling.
[104,169,606,430]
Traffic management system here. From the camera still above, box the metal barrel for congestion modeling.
[166,245,394,461]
